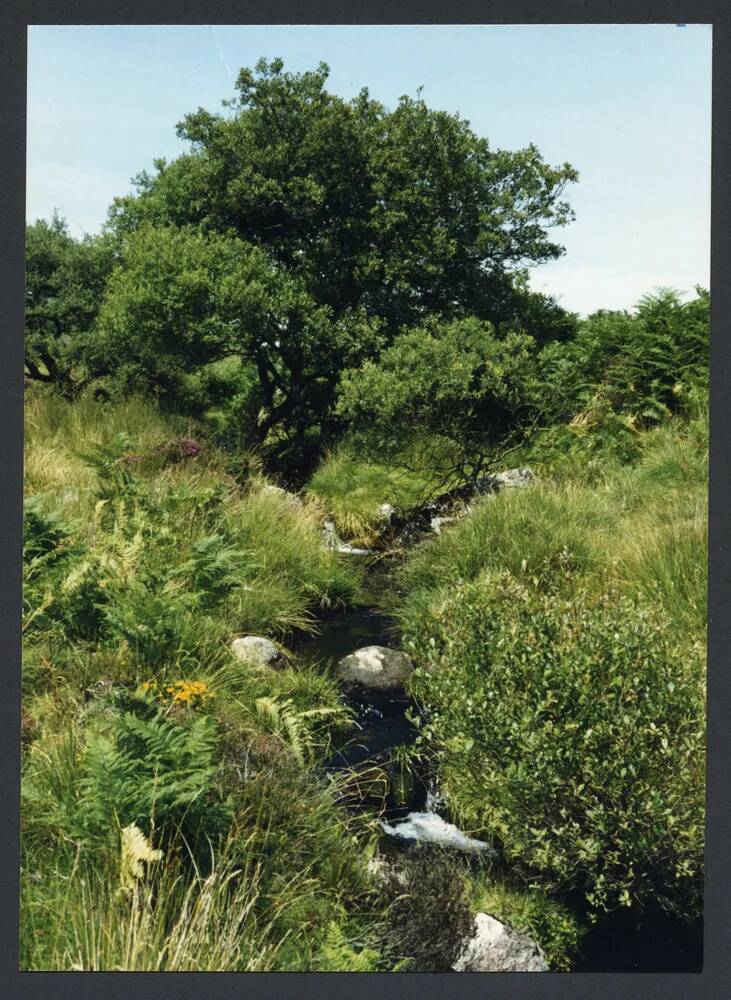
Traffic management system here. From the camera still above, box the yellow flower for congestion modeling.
[167,679,211,706]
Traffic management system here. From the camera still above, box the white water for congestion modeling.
[424,781,445,813]
[380,811,494,854]
[322,520,373,555]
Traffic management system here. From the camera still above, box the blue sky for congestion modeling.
[26,23,712,315]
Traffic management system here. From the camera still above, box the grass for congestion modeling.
[21,388,396,971]
[306,439,443,546]
[398,405,708,641]
[21,816,380,971]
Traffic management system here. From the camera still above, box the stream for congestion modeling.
[294,559,702,972]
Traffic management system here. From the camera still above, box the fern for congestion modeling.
[75,702,232,859]
[172,533,252,608]
[254,697,348,766]
[317,920,381,972]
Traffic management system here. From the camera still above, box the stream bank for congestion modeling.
[294,509,703,972]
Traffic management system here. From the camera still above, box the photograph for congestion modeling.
[21,22,710,973]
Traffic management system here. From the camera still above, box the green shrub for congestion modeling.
[402,573,705,919]
[537,288,709,427]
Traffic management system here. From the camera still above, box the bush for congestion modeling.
[537,288,709,426]
[401,573,705,919]
[337,319,540,487]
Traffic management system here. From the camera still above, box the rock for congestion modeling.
[323,520,373,555]
[430,514,455,534]
[262,484,303,506]
[453,912,548,973]
[474,467,536,495]
[494,467,536,489]
[231,635,283,668]
[378,502,396,522]
[337,645,414,694]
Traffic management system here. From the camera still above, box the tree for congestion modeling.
[337,318,540,488]
[25,214,115,394]
[108,58,578,338]
[91,224,382,465]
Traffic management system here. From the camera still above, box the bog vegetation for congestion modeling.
[22,59,707,971]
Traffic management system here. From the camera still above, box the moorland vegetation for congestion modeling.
[22,59,708,971]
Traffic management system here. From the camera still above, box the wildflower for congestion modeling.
[167,679,212,706]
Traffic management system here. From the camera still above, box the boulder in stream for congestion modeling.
[337,645,414,695]
[231,635,284,668]
[453,912,548,973]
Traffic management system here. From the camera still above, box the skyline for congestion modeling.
[26,23,712,316]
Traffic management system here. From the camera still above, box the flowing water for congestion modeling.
[295,598,493,846]
[295,567,702,972]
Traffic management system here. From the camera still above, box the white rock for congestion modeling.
[337,645,414,693]
[494,467,535,489]
[378,503,396,521]
[453,912,548,973]
[231,635,282,668]
[430,515,455,534]
[262,484,303,505]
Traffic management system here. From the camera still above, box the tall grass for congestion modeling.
[399,408,708,640]
[21,389,391,972]
[307,440,441,545]
[21,824,374,971]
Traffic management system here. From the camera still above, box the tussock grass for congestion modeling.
[399,410,708,638]
[21,827,354,971]
[307,442,438,545]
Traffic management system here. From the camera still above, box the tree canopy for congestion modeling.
[337,318,541,485]
[25,214,115,395]
[27,57,582,474]
[109,58,578,334]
